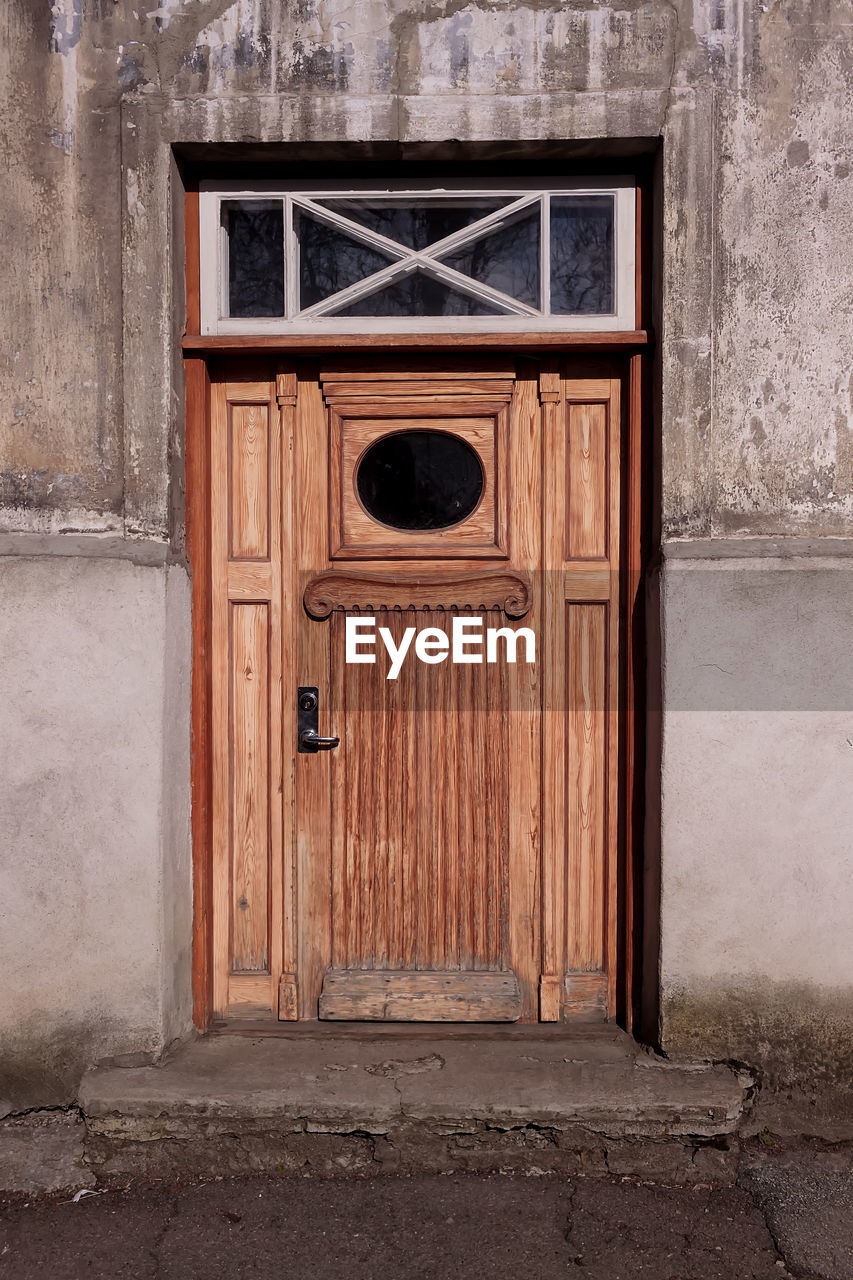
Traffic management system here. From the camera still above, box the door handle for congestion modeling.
[299,730,340,751]
[297,687,340,753]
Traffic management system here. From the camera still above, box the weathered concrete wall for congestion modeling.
[657,544,853,1087]
[0,546,192,1111]
[1,0,852,1098]
[2,1,852,537]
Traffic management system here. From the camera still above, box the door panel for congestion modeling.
[302,360,541,1020]
[540,370,621,1020]
[329,607,511,974]
[208,356,622,1023]
[211,378,283,1017]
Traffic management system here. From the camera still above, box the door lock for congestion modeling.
[297,687,340,753]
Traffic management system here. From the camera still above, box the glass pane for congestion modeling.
[315,198,513,250]
[440,210,540,308]
[550,196,614,314]
[297,213,394,309]
[223,200,284,318]
[332,270,504,317]
[357,431,483,531]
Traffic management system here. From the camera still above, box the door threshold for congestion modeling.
[209,1018,620,1040]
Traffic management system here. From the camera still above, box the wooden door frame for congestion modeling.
[184,181,653,1033]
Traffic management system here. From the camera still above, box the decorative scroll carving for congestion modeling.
[303,571,532,620]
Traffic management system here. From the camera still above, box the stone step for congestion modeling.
[77,1027,754,1184]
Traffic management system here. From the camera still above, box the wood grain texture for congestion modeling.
[541,369,622,1021]
[211,376,232,1015]
[328,607,513,976]
[564,971,608,1015]
[229,403,269,559]
[278,974,298,1021]
[187,356,212,1029]
[294,370,333,1018]
[505,366,542,1023]
[227,973,274,1013]
[183,332,650,353]
[319,970,522,1021]
[329,404,508,560]
[623,351,649,1032]
[230,603,270,971]
[304,571,532,619]
[539,358,565,1019]
[201,352,634,1028]
[568,402,608,560]
[278,368,298,1019]
[604,377,622,1017]
[211,376,282,1016]
[322,379,514,401]
[565,604,607,973]
[319,361,517,381]
[539,976,562,1021]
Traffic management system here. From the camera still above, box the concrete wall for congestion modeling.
[3,1,852,539]
[1,0,852,1097]
[0,542,192,1111]
[656,543,853,1087]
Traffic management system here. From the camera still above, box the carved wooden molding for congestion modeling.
[318,365,516,408]
[304,571,532,620]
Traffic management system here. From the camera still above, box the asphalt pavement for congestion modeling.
[3,1166,847,1280]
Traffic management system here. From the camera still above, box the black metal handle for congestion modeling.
[299,729,340,751]
[297,687,339,753]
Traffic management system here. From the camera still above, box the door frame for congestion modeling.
[184,179,653,1034]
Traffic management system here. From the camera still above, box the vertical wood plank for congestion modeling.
[210,376,232,1015]
[605,378,622,1015]
[568,402,608,560]
[329,612,346,969]
[230,603,270,971]
[384,612,404,969]
[266,391,284,1011]
[375,631,391,967]
[187,356,212,1028]
[539,361,566,1019]
[484,610,507,970]
[326,605,518,979]
[458,622,479,967]
[400,614,418,969]
[356,635,374,965]
[506,366,541,1021]
[441,616,459,968]
[295,370,332,1016]
[565,603,607,973]
[230,403,269,559]
[277,376,297,1018]
[623,353,646,1030]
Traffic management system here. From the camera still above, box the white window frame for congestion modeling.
[198,178,636,335]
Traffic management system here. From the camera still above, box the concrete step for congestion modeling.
[77,1026,754,1184]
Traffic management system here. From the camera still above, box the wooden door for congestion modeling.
[209,355,622,1023]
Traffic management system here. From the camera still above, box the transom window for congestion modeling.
[198,180,636,334]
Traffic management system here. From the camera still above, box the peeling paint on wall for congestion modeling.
[2,0,853,538]
[49,0,83,55]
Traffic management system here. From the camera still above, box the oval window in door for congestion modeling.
[356,430,484,531]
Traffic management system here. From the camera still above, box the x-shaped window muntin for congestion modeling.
[288,192,545,319]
